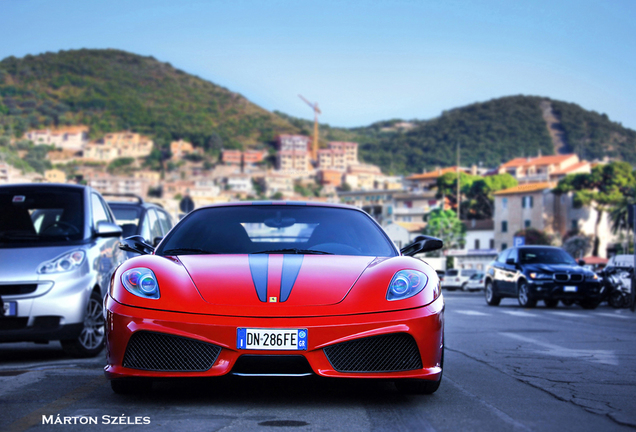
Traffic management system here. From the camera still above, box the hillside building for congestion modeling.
[24,126,89,151]
[497,154,590,183]
[83,132,154,162]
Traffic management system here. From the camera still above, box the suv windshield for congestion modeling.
[0,189,84,245]
[157,205,396,256]
[519,247,576,265]
[445,269,458,276]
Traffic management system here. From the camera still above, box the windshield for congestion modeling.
[110,206,141,237]
[0,188,84,245]
[156,205,397,256]
[519,248,577,265]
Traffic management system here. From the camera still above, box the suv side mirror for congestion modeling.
[120,235,155,255]
[96,221,123,238]
[505,258,516,265]
[577,259,585,266]
[400,235,444,257]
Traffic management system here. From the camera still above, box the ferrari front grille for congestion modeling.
[323,333,423,373]
[122,331,222,372]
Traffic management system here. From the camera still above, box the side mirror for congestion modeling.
[578,259,585,266]
[400,235,443,257]
[505,258,516,266]
[96,221,123,238]
[119,235,155,255]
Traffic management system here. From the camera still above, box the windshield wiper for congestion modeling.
[161,248,218,255]
[253,248,333,255]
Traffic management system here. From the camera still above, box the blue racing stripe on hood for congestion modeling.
[280,255,303,302]
[248,254,268,302]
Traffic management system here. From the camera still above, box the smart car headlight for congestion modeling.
[122,268,160,299]
[38,250,85,274]
[387,270,429,301]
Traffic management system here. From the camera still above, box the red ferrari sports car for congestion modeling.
[104,202,444,394]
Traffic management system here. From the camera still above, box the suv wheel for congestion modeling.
[61,290,105,358]
[544,299,559,308]
[485,280,501,306]
[517,281,537,308]
[461,282,469,292]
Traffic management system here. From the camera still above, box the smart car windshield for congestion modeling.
[0,188,84,246]
[519,247,577,265]
[157,205,397,256]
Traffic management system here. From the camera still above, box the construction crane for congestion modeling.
[298,94,321,161]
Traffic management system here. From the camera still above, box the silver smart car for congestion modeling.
[0,183,124,357]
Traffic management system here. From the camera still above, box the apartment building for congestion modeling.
[83,132,154,161]
[86,173,149,199]
[25,126,89,151]
[222,150,242,165]
[170,139,199,160]
[277,135,310,153]
[328,142,358,166]
[497,154,590,183]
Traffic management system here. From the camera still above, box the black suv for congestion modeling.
[484,246,602,309]
[105,194,174,256]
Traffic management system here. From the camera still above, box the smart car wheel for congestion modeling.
[61,290,105,358]
[517,282,537,308]
[485,280,501,306]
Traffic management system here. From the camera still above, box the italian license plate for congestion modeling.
[564,286,578,292]
[3,301,17,317]
[237,328,307,350]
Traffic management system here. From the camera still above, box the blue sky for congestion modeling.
[1,0,634,129]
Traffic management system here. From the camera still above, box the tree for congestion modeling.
[422,208,466,256]
[562,235,593,259]
[435,171,480,219]
[554,161,636,255]
[513,228,553,246]
[464,173,518,219]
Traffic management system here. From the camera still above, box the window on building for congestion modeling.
[502,197,508,210]
[571,220,578,231]
[501,221,508,233]
[474,239,480,249]
[489,239,495,249]
[524,220,531,228]
[501,243,508,251]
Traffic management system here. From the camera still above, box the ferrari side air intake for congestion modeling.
[323,333,423,373]
[122,331,222,372]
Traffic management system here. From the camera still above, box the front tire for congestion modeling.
[517,282,537,308]
[544,299,559,308]
[61,290,105,358]
[461,282,469,292]
[485,280,501,306]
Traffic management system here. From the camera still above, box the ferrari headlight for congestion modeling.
[387,270,429,301]
[122,268,160,299]
[38,250,85,274]
[529,272,551,280]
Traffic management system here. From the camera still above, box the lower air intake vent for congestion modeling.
[323,333,422,373]
[123,331,221,372]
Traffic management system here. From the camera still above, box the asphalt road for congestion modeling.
[1,291,635,432]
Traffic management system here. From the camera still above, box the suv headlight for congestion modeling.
[529,272,551,280]
[38,250,85,274]
[122,268,160,299]
[387,270,430,301]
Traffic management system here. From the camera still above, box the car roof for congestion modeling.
[196,200,363,212]
[0,183,88,192]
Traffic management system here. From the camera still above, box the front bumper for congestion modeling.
[527,280,602,300]
[0,273,93,342]
[104,295,444,381]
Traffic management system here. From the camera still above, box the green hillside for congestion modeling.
[0,49,299,152]
[1,49,634,175]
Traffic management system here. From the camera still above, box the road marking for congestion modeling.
[548,311,590,318]
[501,311,537,317]
[5,375,105,432]
[455,310,490,316]
[596,313,632,320]
[501,333,618,366]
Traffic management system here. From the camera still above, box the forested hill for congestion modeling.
[1,49,634,175]
[0,49,299,151]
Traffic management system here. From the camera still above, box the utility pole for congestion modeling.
[457,142,461,219]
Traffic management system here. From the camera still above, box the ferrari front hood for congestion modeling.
[179,254,375,306]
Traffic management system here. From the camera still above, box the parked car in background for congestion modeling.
[106,194,174,257]
[484,246,602,309]
[441,268,477,291]
[0,184,124,357]
[464,272,486,291]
